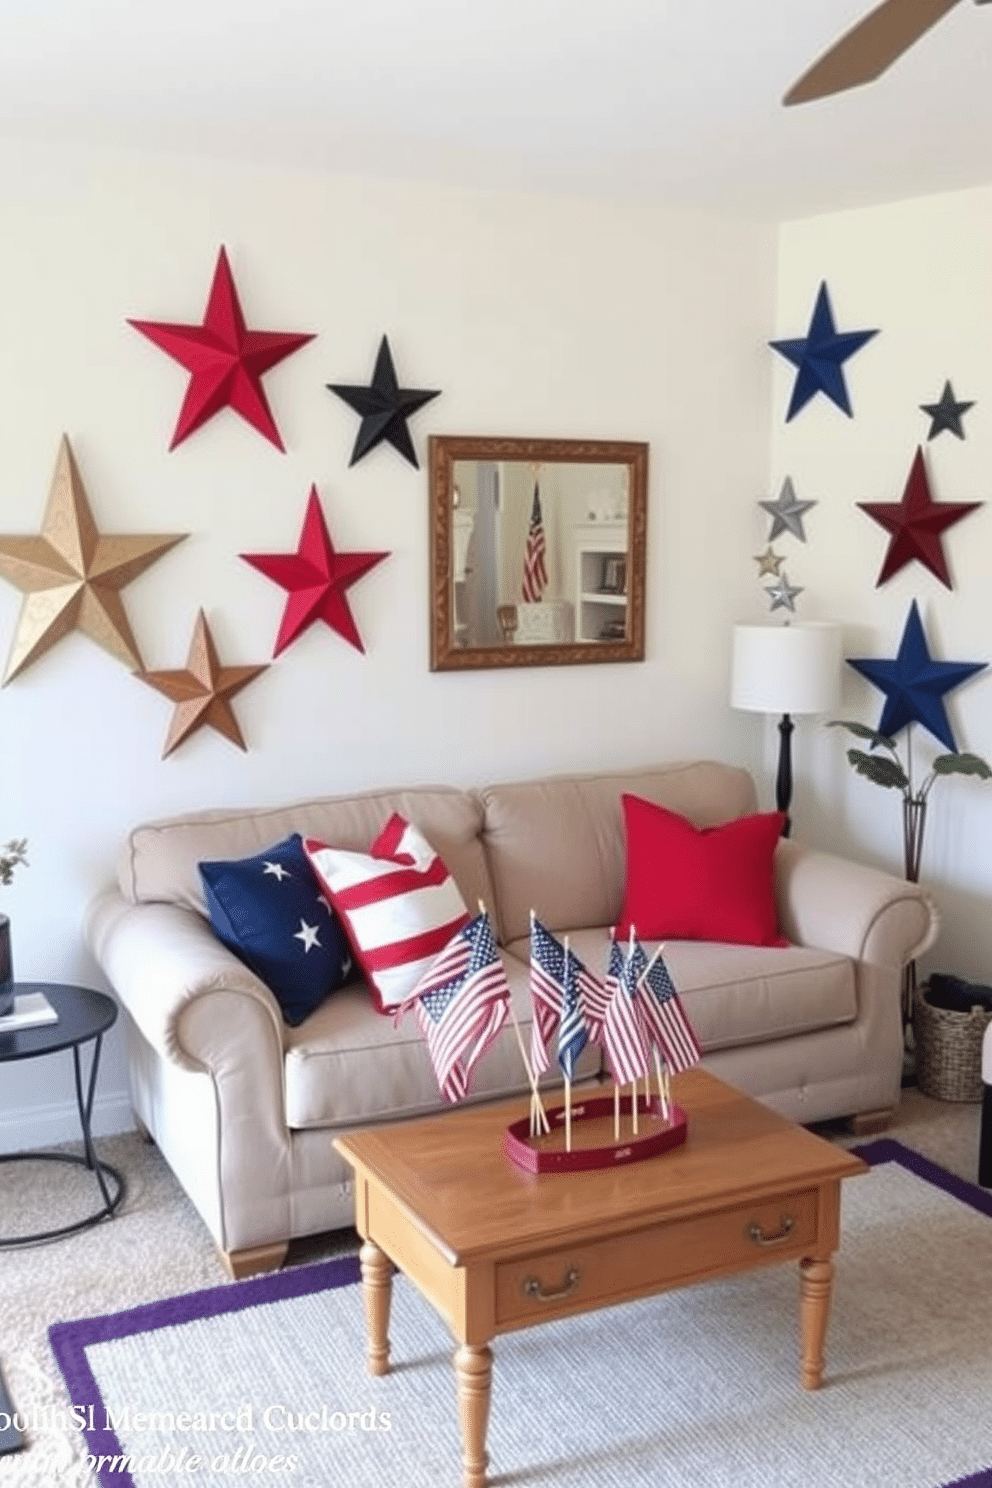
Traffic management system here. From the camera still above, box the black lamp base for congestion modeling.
[776,712,794,838]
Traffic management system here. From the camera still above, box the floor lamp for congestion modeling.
[731,622,841,837]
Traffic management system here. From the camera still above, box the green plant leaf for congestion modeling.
[846,748,909,791]
[828,719,899,750]
[931,752,992,780]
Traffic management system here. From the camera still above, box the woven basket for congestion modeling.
[913,981,992,1102]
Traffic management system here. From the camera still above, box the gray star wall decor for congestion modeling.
[759,477,817,542]
[765,573,804,613]
[920,380,975,441]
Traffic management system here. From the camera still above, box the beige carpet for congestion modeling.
[0,1084,986,1487]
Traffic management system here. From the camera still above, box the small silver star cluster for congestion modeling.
[752,476,815,613]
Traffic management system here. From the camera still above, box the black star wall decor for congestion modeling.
[920,380,975,440]
[769,280,878,422]
[327,335,440,468]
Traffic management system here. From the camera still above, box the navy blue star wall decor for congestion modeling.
[920,380,975,440]
[847,600,986,752]
[769,281,879,422]
[327,335,440,468]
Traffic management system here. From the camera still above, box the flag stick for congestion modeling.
[509,1003,550,1137]
[565,1075,572,1153]
[654,1048,670,1121]
[482,898,549,1137]
[628,925,639,1136]
[614,1080,620,1142]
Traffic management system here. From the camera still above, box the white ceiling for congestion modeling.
[0,0,990,221]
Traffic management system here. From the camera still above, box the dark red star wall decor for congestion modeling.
[129,247,315,451]
[858,446,983,589]
[240,486,389,656]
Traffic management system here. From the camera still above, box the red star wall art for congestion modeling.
[128,247,315,451]
[858,446,983,589]
[241,486,389,656]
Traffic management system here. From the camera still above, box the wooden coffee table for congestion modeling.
[334,1069,867,1487]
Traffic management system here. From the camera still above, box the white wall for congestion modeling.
[0,140,776,1148]
[771,185,992,984]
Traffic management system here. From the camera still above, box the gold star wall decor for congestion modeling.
[0,435,187,684]
[753,545,784,577]
[137,609,268,757]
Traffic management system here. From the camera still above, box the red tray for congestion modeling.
[504,1092,688,1174]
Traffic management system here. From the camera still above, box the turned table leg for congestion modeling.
[454,1343,492,1488]
[799,1256,834,1390]
[360,1240,393,1376]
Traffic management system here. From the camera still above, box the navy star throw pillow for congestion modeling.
[199,832,354,1026]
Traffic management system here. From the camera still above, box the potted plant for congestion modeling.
[829,720,992,1095]
[0,838,28,1019]
[828,720,990,884]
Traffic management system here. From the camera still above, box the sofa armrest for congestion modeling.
[774,838,939,967]
[84,887,285,1074]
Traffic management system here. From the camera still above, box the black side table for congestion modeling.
[0,983,125,1246]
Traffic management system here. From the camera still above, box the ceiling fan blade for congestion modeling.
[784,0,966,105]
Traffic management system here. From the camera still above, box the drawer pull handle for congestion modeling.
[522,1266,580,1302]
[748,1215,795,1246]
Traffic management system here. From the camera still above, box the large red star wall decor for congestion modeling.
[857,446,983,588]
[128,247,315,451]
[240,486,389,656]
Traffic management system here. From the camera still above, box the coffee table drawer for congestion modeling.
[494,1188,819,1325]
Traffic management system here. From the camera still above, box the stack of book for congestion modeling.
[0,991,58,1032]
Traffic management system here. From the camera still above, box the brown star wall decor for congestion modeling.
[0,435,187,684]
[137,609,268,757]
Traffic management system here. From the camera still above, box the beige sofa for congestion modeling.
[84,760,938,1277]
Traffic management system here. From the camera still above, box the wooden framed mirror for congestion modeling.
[428,436,647,671]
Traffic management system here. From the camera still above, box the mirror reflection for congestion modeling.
[429,437,647,671]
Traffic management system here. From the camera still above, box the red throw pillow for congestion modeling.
[616,794,787,947]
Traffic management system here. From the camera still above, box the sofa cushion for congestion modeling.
[304,815,471,1014]
[506,927,858,1052]
[116,785,495,923]
[199,832,354,1026]
[281,949,600,1130]
[617,794,787,947]
[479,761,758,946]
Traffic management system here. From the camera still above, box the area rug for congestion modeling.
[47,1140,992,1488]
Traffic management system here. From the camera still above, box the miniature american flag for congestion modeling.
[397,912,510,1102]
[521,483,548,603]
[603,936,650,1085]
[557,947,588,1081]
[528,918,604,1073]
[636,949,701,1075]
[529,917,565,1075]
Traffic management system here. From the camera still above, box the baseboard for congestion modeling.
[0,1091,134,1154]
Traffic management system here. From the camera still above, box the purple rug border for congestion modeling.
[47,1251,360,1488]
[48,1141,992,1488]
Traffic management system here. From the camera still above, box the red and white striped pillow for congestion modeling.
[304,815,471,1014]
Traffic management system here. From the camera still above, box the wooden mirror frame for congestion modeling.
[428,435,647,672]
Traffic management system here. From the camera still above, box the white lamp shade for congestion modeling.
[731,622,841,716]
